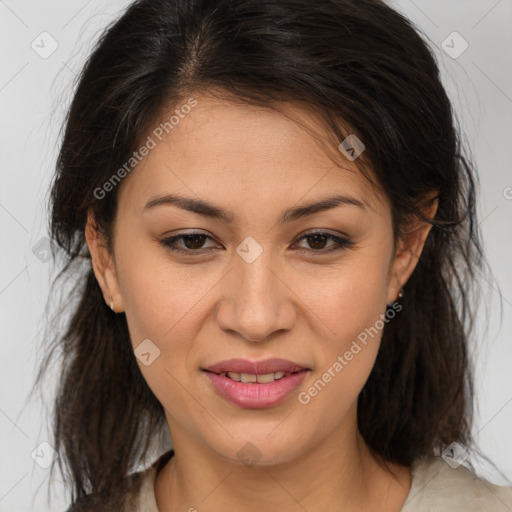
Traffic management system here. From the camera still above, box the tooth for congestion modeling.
[274,371,285,379]
[240,373,257,383]
[227,372,241,382]
[256,372,276,383]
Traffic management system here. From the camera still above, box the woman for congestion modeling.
[35,0,512,510]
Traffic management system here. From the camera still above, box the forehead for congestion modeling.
[117,93,387,215]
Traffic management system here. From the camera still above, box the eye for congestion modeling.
[160,232,220,255]
[293,231,354,254]
[160,230,353,256]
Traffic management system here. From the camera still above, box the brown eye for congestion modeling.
[180,234,208,250]
[160,233,220,255]
[160,230,353,257]
[294,231,354,253]
[304,234,330,250]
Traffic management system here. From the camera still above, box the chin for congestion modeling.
[204,427,314,469]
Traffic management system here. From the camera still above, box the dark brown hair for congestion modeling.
[33,0,487,509]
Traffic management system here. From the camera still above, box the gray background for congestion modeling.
[0,1,511,510]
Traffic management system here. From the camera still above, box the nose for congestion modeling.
[215,248,296,342]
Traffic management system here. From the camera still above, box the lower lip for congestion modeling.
[204,370,308,409]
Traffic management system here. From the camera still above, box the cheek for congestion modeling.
[115,248,209,426]
[304,246,392,346]
[114,240,227,410]
[115,235,213,345]
[296,251,392,411]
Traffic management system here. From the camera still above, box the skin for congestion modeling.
[86,91,437,512]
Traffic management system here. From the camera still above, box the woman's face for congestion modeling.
[88,93,424,466]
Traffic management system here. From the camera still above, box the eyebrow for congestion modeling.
[143,193,366,223]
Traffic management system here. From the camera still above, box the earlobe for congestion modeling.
[85,211,124,313]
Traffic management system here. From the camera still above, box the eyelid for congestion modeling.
[161,230,220,254]
[160,229,354,256]
[295,227,351,240]
[293,231,354,253]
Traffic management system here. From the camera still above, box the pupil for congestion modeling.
[184,234,206,249]
[307,234,327,250]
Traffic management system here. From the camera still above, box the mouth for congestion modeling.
[203,357,309,376]
[205,369,302,384]
[201,358,310,409]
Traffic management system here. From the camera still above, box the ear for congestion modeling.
[85,210,124,313]
[387,193,438,304]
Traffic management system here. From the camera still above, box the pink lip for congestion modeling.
[204,370,308,409]
[203,358,307,375]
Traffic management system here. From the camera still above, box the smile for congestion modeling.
[203,368,309,409]
[216,370,291,383]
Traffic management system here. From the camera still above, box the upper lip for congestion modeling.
[203,358,309,375]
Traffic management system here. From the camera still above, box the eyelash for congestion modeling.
[159,231,354,256]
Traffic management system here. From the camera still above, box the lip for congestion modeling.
[204,370,308,409]
[203,358,308,375]
[202,358,310,409]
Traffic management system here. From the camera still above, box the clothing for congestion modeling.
[399,456,512,511]
[69,449,512,511]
